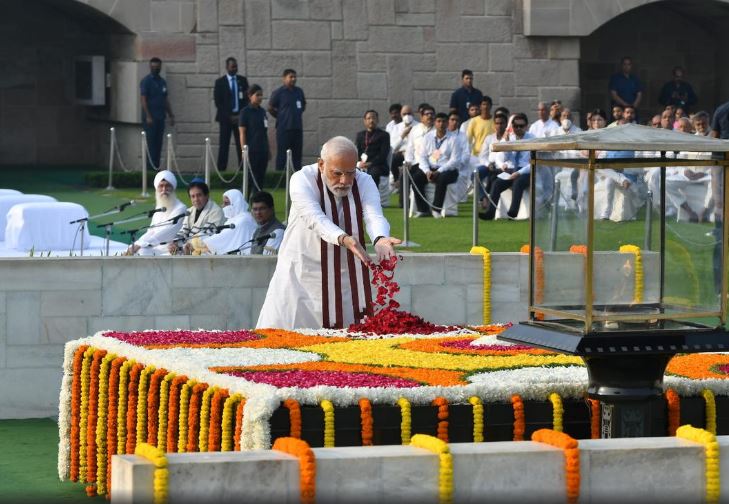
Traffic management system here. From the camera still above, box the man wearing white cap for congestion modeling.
[126,170,187,256]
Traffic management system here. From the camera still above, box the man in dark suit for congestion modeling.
[214,57,249,171]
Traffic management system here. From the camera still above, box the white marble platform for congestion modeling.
[111,436,729,504]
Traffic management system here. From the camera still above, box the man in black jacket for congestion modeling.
[214,57,249,171]
[355,110,391,194]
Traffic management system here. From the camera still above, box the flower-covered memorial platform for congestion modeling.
[58,323,729,498]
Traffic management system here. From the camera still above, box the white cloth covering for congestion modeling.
[203,189,258,254]
[133,197,187,256]
[0,189,21,197]
[257,163,390,330]
[0,194,56,240]
[5,202,90,251]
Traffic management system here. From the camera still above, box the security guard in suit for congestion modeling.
[214,57,249,171]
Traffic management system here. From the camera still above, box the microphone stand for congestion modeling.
[69,204,132,256]
[96,214,149,256]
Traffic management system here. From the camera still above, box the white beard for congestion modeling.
[155,192,177,211]
[324,179,352,198]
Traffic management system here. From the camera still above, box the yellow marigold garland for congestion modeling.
[470,246,492,324]
[116,360,134,455]
[156,372,176,451]
[136,365,156,446]
[177,380,196,453]
[702,389,717,435]
[468,396,484,442]
[676,425,720,504]
[95,353,116,495]
[78,347,95,482]
[198,386,218,452]
[410,434,454,504]
[549,392,564,432]
[397,397,412,445]
[619,244,643,303]
[135,442,168,504]
[221,394,243,452]
[321,399,335,448]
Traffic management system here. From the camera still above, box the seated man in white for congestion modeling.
[416,112,462,218]
[127,170,187,256]
[476,112,511,208]
[190,189,257,255]
[169,179,226,255]
[597,152,646,221]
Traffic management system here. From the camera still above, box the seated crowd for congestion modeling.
[126,170,284,256]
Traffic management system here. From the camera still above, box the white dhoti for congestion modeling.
[256,164,390,330]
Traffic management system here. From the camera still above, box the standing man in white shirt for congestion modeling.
[389,104,417,208]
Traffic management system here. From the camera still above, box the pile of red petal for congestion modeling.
[348,255,456,335]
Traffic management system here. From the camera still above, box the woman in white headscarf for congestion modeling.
[190,189,257,255]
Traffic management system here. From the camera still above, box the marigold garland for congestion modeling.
[470,246,492,324]
[569,244,587,255]
[157,372,176,451]
[105,357,125,496]
[125,363,144,454]
[283,399,302,439]
[207,389,229,452]
[198,386,218,452]
[511,394,525,441]
[146,368,168,446]
[531,429,580,504]
[432,397,449,442]
[94,353,116,495]
[78,347,94,482]
[665,389,681,436]
[410,434,454,504]
[468,396,484,442]
[676,425,720,504]
[221,393,243,452]
[359,398,374,446]
[588,399,600,439]
[187,383,208,453]
[619,244,643,303]
[86,349,107,486]
[165,375,188,453]
[135,442,168,504]
[321,399,336,447]
[549,392,564,433]
[136,365,156,447]
[69,345,89,482]
[176,379,196,453]
[702,389,717,435]
[234,399,246,451]
[398,397,412,445]
[273,437,316,504]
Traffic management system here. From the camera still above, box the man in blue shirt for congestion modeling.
[140,57,175,169]
[449,69,483,123]
[609,57,643,111]
[268,68,306,172]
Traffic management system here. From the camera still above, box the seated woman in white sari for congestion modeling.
[189,189,257,255]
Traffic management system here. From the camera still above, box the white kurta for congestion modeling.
[204,212,257,254]
[134,199,188,256]
[256,164,390,330]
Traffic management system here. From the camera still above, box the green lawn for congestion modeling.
[0,419,94,503]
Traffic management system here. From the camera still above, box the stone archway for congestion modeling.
[0,0,138,165]
[578,0,729,121]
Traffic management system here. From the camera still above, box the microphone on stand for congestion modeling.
[118,200,136,212]
[169,211,190,224]
[215,223,236,232]
[147,207,167,217]
[225,232,275,255]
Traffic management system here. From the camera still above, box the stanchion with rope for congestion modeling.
[472,168,479,248]
[204,137,211,186]
[284,149,293,223]
[140,131,149,198]
[242,145,250,197]
[400,163,419,247]
[107,127,116,190]
[166,133,173,172]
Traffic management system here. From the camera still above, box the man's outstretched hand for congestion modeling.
[340,234,372,266]
[374,236,402,262]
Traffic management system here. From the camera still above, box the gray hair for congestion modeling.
[320,136,358,161]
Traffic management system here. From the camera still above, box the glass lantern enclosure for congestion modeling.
[492,124,729,354]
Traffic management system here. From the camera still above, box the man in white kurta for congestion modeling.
[257,136,400,330]
[127,170,187,256]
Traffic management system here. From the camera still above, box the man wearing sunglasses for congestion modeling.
[479,113,535,220]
